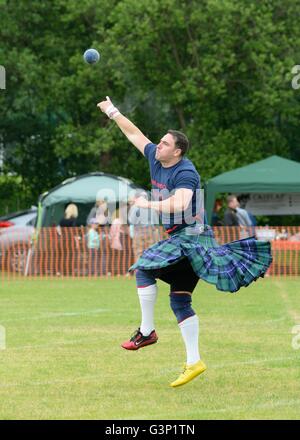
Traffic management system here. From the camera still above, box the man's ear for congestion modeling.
[174,148,182,157]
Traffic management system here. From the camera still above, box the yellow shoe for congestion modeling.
[170,360,207,387]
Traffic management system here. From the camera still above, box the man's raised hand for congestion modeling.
[97,96,120,119]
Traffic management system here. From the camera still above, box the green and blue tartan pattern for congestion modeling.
[129,228,273,293]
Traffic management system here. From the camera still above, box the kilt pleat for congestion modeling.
[129,228,272,293]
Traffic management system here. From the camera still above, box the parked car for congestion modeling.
[0,208,37,272]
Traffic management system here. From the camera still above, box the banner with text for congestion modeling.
[245,193,300,215]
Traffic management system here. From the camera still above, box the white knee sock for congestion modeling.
[178,314,201,365]
[138,284,157,336]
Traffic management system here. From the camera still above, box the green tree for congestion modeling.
[1,0,300,214]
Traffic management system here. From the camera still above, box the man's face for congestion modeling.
[229,197,239,209]
[155,133,181,162]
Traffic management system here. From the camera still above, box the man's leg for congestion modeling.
[136,268,157,336]
[170,292,200,365]
[121,268,158,350]
[158,259,207,387]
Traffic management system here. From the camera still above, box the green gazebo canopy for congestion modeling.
[205,155,300,224]
[37,172,144,227]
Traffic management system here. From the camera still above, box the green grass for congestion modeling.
[0,277,300,420]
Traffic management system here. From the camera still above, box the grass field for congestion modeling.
[0,276,300,420]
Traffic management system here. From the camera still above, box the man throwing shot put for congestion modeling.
[97,97,272,387]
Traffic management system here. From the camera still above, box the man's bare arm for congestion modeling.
[134,188,193,214]
[97,97,151,155]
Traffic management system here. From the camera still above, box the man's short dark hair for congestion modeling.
[168,129,189,156]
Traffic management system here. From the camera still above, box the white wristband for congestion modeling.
[105,104,120,119]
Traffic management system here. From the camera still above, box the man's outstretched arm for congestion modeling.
[97,96,151,155]
[134,188,194,214]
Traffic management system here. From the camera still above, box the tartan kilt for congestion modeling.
[129,227,273,293]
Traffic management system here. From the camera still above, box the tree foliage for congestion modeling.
[1,0,300,213]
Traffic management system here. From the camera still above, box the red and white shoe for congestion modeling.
[121,328,158,350]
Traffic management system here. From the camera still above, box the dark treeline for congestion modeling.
[1,0,300,215]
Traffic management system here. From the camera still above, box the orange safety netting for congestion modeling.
[1,226,299,279]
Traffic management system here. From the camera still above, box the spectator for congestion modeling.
[87,198,110,226]
[110,204,127,251]
[57,203,79,276]
[211,199,224,226]
[223,195,239,226]
[236,195,257,238]
[110,216,123,251]
[108,204,135,275]
[88,199,111,273]
[236,206,252,227]
[59,203,78,227]
[87,218,101,275]
[236,195,255,226]
[128,190,161,260]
